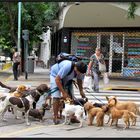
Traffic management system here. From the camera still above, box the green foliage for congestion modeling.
[0,2,59,55]
[127,2,138,19]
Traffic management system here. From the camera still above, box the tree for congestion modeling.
[0,2,59,55]
[127,2,138,19]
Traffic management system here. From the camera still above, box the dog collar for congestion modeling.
[19,98,25,107]
[36,90,42,96]
[29,94,36,103]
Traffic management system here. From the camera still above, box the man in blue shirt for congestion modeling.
[50,60,87,125]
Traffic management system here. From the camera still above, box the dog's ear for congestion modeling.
[84,103,89,110]
[84,102,93,110]
[37,84,50,93]
[112,96,116,99]
[85,97,88,102]
[105,96,109,101]
[113,97,117,105]
[17,85,26,91]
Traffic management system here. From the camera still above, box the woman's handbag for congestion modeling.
[95,54,106,72]
[99,62,106,72]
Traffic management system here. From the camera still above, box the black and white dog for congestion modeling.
[0,84,49,125]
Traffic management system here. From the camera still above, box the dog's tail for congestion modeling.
[128,111,137,119]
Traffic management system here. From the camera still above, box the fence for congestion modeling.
[71,31,140,79]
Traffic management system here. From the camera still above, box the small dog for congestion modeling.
[62,98,85,128]
[0,84,50,125]
[107,101,137,129]
[29,103,48,122]
[92,102,111,124]
[84,102,105,127]
[106,96,140,126]
[0,85,28,113]
[10,85,28,98]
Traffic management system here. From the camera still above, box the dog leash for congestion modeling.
[73,81,105,105]
[43,87,59,98]
[85,88,105,105]
[73,96,84,107]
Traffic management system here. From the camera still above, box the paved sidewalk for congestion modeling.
[2,66,140,91]
[4,67,50,89]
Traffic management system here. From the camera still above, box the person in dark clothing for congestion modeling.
[12,48,21,80]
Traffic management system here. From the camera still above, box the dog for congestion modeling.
[29,103,48,122]
[0,83,50,109]
[84,102,105,127]
[106,96,140,126]
[59,97,88,121]
[0,84,29,113]
[0,93,8,99]
[92,102,111,124]
[107,100,137,129]
[10,85,28,98]
[0,84,50,125]
[62,98,85,128]
[0,84,30,102]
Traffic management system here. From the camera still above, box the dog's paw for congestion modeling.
[26,122,31,126]
[15,116,21,120]
[62,122,66,125]
[79,125,83,128]
[67,122,71,125]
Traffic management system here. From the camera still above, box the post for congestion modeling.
[109,33,113,75]
[121,34,125,76]
[17,2,22,52]
[22,30,29,79]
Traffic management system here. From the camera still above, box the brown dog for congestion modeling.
[107,100,137,129]
[84,102,105,127]
[106,96,140,125]
[29,103,49,122]
[10,85,28,97]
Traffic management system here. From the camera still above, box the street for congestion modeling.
[0,67,140,137]
[0,106,140,138]
[0,87,140,137]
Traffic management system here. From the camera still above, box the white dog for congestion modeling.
[62,98,85,128]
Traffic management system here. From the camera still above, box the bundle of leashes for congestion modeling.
[73,80,105,105]
[43,79,105,106]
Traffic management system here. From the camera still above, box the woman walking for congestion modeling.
[87,47,106,92]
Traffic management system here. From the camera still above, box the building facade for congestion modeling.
[51,2,140,78]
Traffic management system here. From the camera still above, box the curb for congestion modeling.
[0,62,12,71]
[103,86,140,91]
